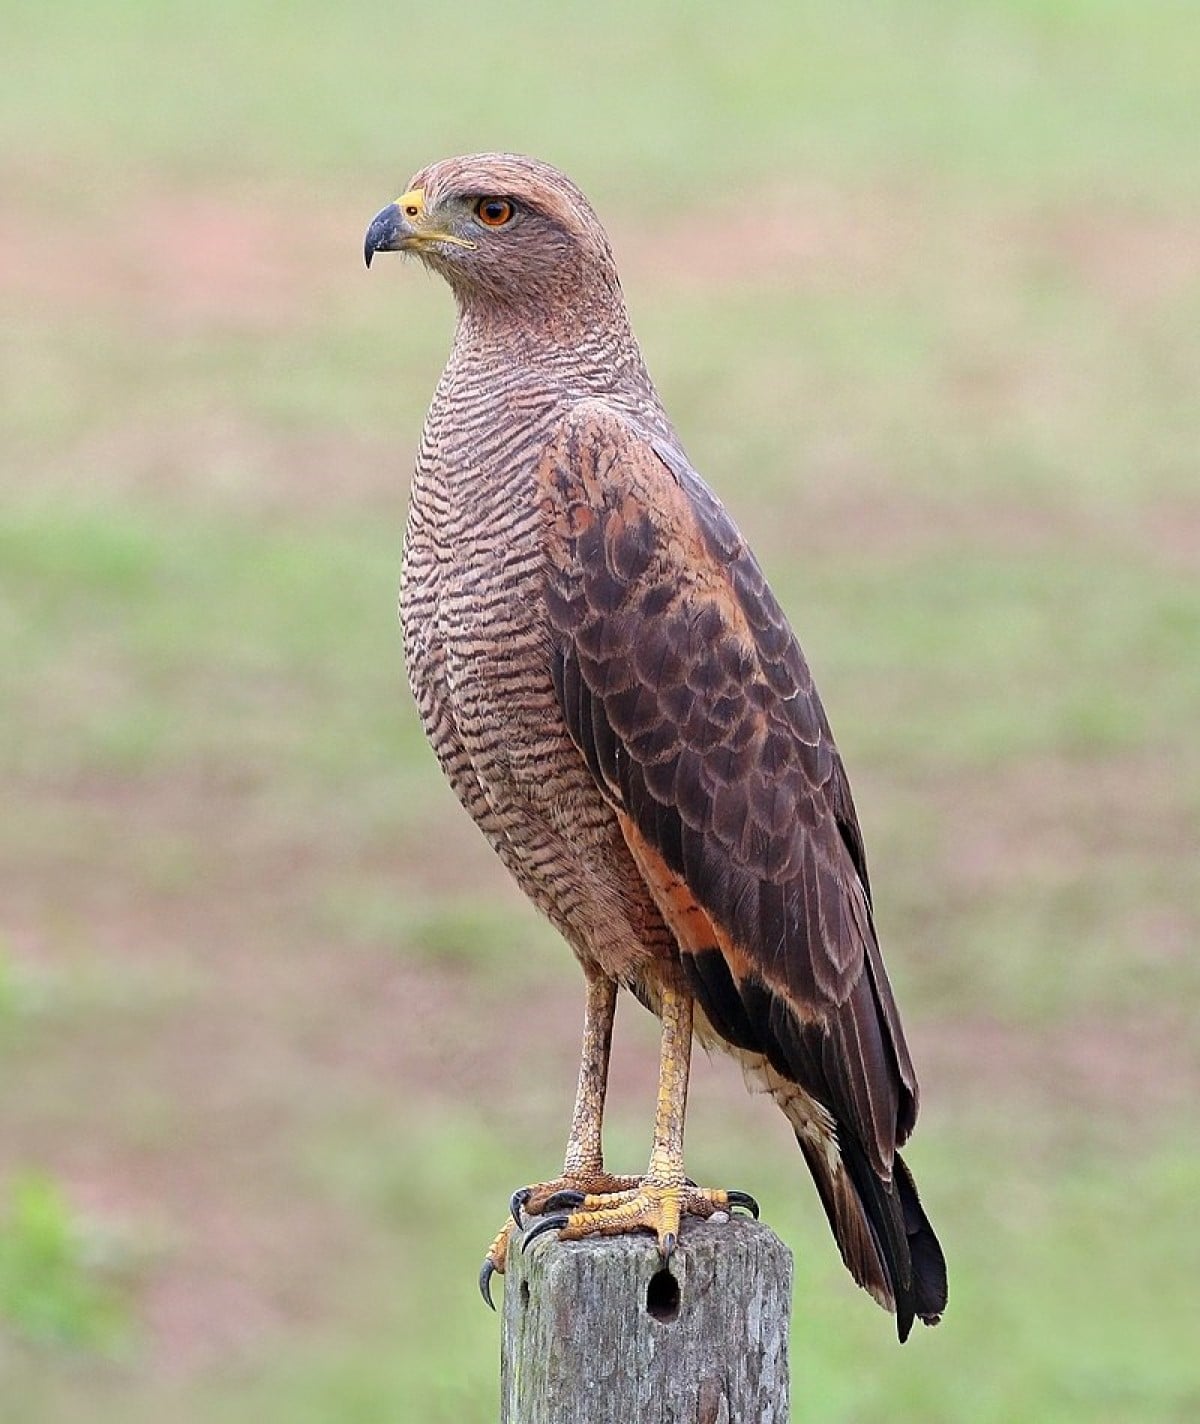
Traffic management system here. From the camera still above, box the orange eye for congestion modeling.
[475,197,515,227]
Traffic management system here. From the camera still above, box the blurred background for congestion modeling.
[2,2,1198,1419]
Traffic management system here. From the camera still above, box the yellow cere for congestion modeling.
[395,188,425,218]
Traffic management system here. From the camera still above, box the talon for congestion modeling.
[727,1190,760,1220]
[540,1189,586,1213]
[479,1258,497,1310]
[521,1213,569,1253]
[661,1231,676,1259]
[510,1187,532,1228]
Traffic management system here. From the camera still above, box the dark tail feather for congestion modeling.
[892,1151,948,1330]
[797,1131,947,1342]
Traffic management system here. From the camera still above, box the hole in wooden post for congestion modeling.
[646,1268,680,1323]
[520,1280,531,1308]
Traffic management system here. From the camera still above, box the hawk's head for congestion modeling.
[364,152,620,312]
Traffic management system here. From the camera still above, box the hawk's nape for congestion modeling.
[365,152,947,1338]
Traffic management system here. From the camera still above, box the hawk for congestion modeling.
[364,153,947,1340]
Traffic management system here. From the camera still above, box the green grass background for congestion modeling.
[2,1,1198,1419]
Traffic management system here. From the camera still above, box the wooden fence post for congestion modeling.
[500,1218,792,1423]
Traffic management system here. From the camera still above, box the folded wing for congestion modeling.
[539,401,946,1336]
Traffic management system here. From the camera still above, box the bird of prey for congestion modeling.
[364,153,947,1340]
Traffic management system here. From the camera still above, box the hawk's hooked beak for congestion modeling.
[364,187,475,267]
[363,198,414,268]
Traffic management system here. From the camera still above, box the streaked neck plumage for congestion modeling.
[436,266,673,450]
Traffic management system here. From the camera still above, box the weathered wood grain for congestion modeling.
[501,1219,792,1424]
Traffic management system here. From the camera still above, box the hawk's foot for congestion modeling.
[477,1170,644,1308]
[521,1180,759,1260]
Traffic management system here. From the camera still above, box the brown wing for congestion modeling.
[540,402,946,1335]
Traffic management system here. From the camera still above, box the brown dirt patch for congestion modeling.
[1041,206,1200,310]
[1139,495,1200,573]
[934,751,1198,890]
[48,415,404,522]
[921,1008,1200,1144]
[616,182,908,294]
[619,187,1200,307]
[0,190,353,332]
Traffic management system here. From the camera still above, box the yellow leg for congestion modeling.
[647,981,692,1190]
[521,985,758,1260]
[479,969,637,1307]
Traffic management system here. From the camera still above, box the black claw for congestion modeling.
[510,1187,532,1229]
[661,1231,677,1260]
[540,1190,586,1213]
[521,1213,569,1253]
[478,1259,497,1310]
[727,1190,760,1220]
